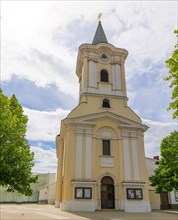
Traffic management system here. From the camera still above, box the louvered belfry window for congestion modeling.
[102,99,110,108]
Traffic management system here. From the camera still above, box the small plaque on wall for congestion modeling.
[100,157,113,167]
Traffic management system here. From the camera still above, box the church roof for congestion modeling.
[92,21,108,45]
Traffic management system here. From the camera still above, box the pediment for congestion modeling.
[65,111,148,132]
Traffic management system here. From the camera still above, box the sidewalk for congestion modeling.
[0,204,178,220]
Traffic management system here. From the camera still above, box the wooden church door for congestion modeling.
[101,176,115,209]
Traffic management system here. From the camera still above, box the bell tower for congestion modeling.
[76,21,128,107]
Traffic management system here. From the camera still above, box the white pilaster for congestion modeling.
[123,137,131,180]
[131,138,140,180]
[81,65,85,89]
[85,135,92,179]
[112,64,122,90]
[88,61,96,88]
[75,134,83,178]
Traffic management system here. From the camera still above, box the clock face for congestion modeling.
[100,53,109,61]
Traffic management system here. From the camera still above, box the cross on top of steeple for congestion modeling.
[97,13,102,22]
[92,14,108,45]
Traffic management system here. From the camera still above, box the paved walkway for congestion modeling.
[0,204,178,220]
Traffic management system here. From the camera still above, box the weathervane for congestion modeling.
[97,13,102,22]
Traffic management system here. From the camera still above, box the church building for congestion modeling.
[55,20,152,212]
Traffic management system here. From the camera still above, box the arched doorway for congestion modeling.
[101,176,115,209]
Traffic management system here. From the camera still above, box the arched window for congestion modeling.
[100,69,108,82]
[102,99,110,108]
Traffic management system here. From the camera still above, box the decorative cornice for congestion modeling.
[122,181,146,186]
[71,180,96,184]
[88,57,98,63]
[111,60,121,65]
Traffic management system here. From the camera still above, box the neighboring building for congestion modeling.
[0,173,55,204]
[146,157,160,210]
[146,156,178,210]
[169,191,178,209]
[39,173,56,204]
[55,21,152,212]
[0,187,39,203]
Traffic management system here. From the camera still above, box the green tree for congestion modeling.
[0,89,38,196]
[164,29,178,119]
[149,131,178,193]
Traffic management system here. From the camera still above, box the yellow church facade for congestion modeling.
[55,21,153,212]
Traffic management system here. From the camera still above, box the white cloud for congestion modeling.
[110,1,177,80]
[127,91,137,106]
[143,118,177,158]
[31,146,57,173]
[2,1,176,93]
[1,1,79,98]
[24,107,69,141]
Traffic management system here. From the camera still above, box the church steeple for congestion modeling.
[76,18,129,104]
[92,21,108,45]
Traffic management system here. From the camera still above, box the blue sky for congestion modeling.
[1,1,177,173]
